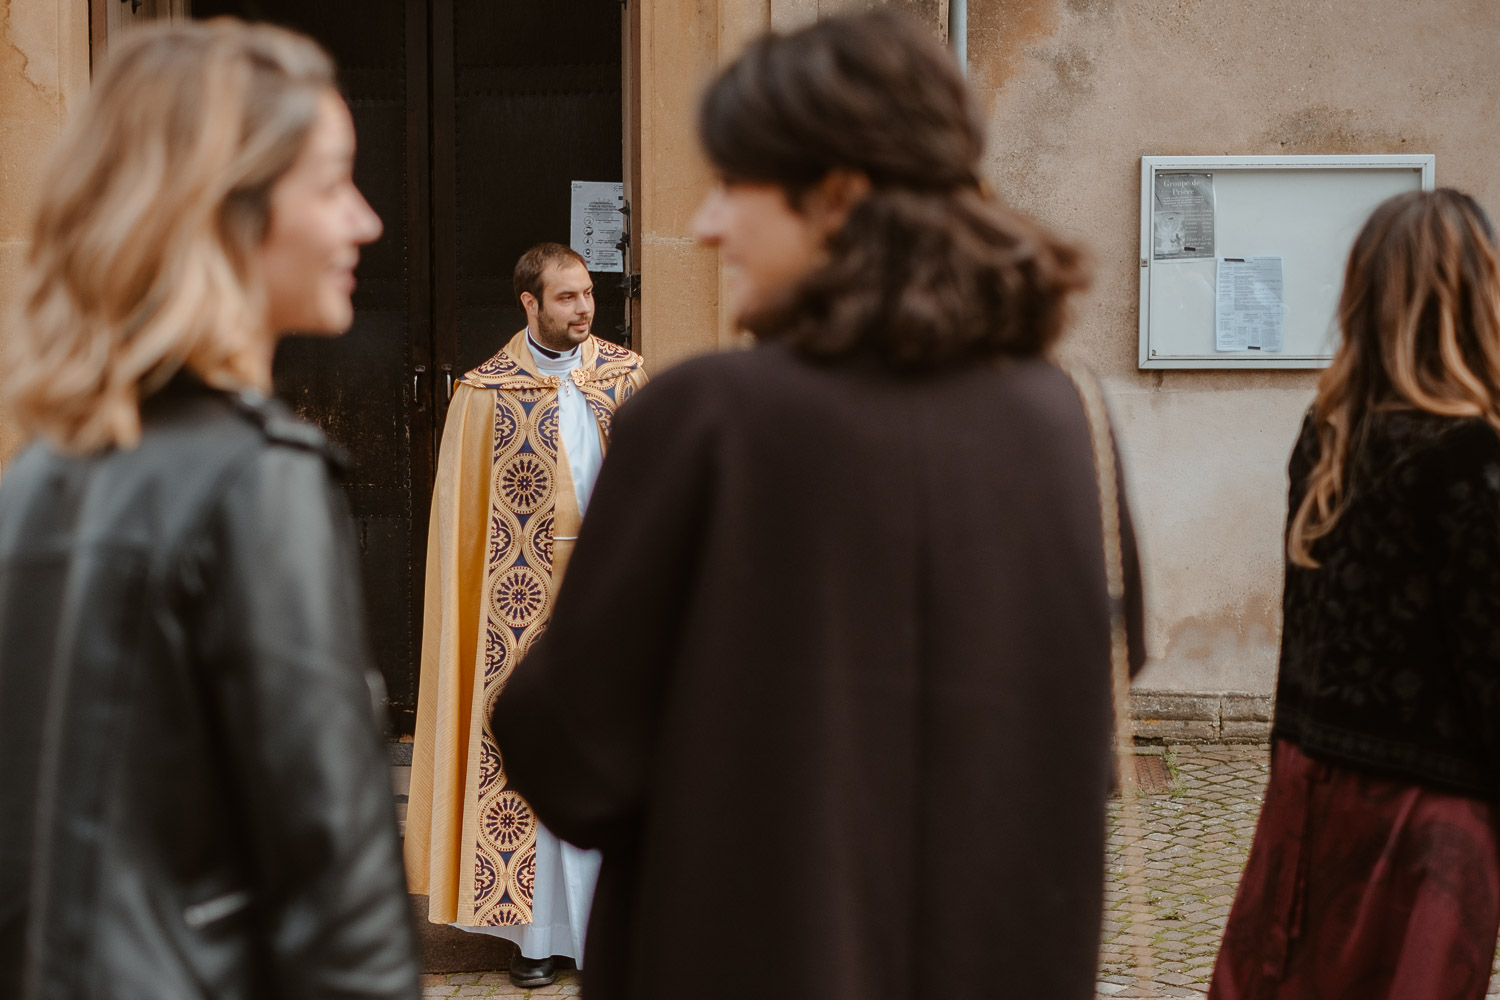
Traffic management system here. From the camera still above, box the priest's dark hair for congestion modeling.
[699,11,1089,367]
[514,242,590,306]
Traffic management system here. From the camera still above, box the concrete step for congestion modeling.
[408,895,521,974]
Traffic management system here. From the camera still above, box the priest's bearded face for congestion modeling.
[691,172,869,330]
[524,261,595,352]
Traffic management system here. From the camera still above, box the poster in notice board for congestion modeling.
[1152,172,1215,260]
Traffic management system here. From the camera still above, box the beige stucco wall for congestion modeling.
[0,0,89,463]
[971,0,1500,693]
[637,0,1500,697]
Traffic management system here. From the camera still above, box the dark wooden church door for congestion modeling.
[190,0,626,733]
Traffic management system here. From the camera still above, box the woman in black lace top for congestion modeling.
[1210,189,1500,1000]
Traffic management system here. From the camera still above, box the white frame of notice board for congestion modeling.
[1138,154,1435,369]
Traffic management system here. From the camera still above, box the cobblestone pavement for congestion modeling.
[1100,744,1500,999]
[1096,744,1268,998]
[419,743,1500,998]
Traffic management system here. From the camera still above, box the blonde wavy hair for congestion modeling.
[2,18,335,453]
[1289,189,1500,567]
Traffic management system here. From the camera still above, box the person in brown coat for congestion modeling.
[492,12,1146,999]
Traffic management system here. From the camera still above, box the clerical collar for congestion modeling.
[526,330,577,361]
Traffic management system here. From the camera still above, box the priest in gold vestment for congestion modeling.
[405,243,647,987]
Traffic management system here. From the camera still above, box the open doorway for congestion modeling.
[188,0,627,732]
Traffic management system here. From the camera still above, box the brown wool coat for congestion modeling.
[493,344,1145,1000]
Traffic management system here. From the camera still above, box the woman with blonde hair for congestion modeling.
[1210,189,1500,999]
[0,19,418,999]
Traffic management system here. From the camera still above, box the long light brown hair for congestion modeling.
[1288,189,1500,567]
[2,19,335,453]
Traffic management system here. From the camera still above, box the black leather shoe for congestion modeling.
[509,954,557,988]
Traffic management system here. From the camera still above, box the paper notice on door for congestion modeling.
[1215,256,1285,352]
[569,181,625,273]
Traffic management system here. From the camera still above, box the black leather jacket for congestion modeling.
[0,379,420,1000]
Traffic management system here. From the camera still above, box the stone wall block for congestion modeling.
[640,236,721,374]
[882,0,946,36]
[768,0,818,31]
[1131,690,1221,722]
[1130,687,1222,744]
[1128,690,1273,743]
[0,242,24,464]
[1132,717,1219,743]
[1128,689,1224,743]
[0,115,58,244]
[1221,693,1273,723]
[1,0,89,460]
[1221,719,1274,742]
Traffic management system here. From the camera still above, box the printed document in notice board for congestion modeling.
[1215,256,1284,352]
[1152,172,1215,260]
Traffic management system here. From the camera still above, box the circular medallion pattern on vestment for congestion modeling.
[534,403,560,455]
[483,901,527,927]
[513,843,537,900]
[478,741,503,786]
[497,453,552,514]
[494,403,520,451]
[488,514,514,565]
[483,622,510,681]
[483,790,535,852]
[491,566,547,629]
[585,394,612,436]
[474,852,499,903]
[527,512,555,573]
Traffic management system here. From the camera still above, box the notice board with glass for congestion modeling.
[1138,155,1435,369]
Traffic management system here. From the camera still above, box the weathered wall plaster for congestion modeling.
[637,0,1500,696]
[971,0,1500,691]
[0,0,89,462]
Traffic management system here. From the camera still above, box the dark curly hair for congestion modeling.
[698,10,1089,367]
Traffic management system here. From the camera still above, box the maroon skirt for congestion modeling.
[1208,740,1500,1000]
